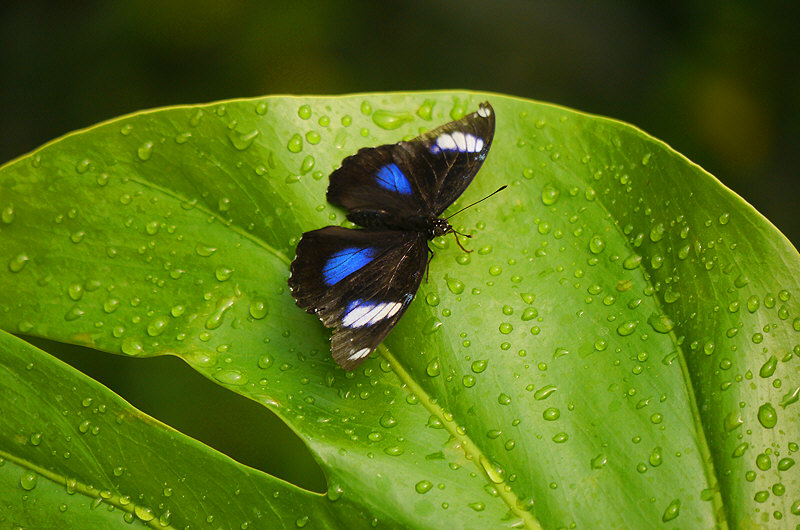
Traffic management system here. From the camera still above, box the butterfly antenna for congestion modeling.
[444,185,508,220]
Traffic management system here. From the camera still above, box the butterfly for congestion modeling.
[288,102,495,370]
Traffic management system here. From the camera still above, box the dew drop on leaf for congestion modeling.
[757,402,777,428]
[372,110,413,130]
[415,480,433,494]
[287,133,303,153]
[19,471,38,491]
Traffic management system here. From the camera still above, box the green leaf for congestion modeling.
[0,329,343,528]
[1,92,798,528]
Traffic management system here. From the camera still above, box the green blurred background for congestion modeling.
[2,1,798,495]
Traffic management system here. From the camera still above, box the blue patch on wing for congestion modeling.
[322,247,377,286]
[375,163,413,195]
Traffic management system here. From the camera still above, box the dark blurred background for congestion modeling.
[2,1,798,494]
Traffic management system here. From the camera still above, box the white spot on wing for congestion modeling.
[433,132,483,153]
[465,133,476,152]
[477,106,491,118]
[342,301,403,328]
[349,347,371,360]
[436,134,456,151]
[451,131,467,151]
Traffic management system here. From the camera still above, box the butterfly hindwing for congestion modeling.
[288,226,428,370]
[327,102,495,219]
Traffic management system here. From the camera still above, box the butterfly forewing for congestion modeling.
[289,226,428,370]
[327,102,495,219]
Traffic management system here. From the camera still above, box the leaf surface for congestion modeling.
[1,92,798,528]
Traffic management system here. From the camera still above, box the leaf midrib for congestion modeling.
[378,344,543,530]
[0,448,176,530]
[584,125,729,528]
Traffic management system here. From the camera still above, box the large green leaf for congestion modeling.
[1,92,798,528]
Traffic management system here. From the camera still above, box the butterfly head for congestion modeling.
[427,217,452,239]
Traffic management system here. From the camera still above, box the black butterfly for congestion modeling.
[288,102,495,370]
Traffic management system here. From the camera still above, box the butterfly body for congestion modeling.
[289,102,495,370]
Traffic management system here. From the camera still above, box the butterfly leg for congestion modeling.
[451,230,473,254]
[425,246,435,282]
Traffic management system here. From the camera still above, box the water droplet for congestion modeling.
[497,393,511,405]
[249,298,269,319]
[757,402,777,428]
[759,355,778,378]
[647,313,674,334]
[424,293,440,306]
[552,432,569,443]
[499,323,513,334]
[300,155,315,174]
[121,338,144,356]
[779,386,799,408]
[423,317,442,334]
[215,266,234,281]
[426,358,441,377]
[649,223,666,242]
[195,244,217,257]
[445,276,464,294]
[641,153,652,166]
[379,412,397,428]
[617,320,638,336]
[256,354,273,370]
[297,105,312,119]
[1,205,15,224]
[137,141,153,161]
[213,369,247,386]
[541,184,560,205]
[649,446,663,467]
[205,297,235,330]
[306,131,321,144]
[534,385,557,400]
[147,318,167,337]
[591,454,607,469]
[8,253,29,273]
[746,295,760,312]
[19,471,38,491]
[415,480,433,494]
[287,134,303,153]
[64,306,84,321]
[756,453,772,471]
[462,375,476,387]
[521,307,538,321]
[372,110,413,130]
[543,407,560,421]
[471,360,488,373]
[229,129,259,150]
[661,499,680,522]
[134,505,155,522]
[622,254,642,270]
[588,235,605,254]
[778,457,795,471]
[724,410,743,432]
[415,100,435,120]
